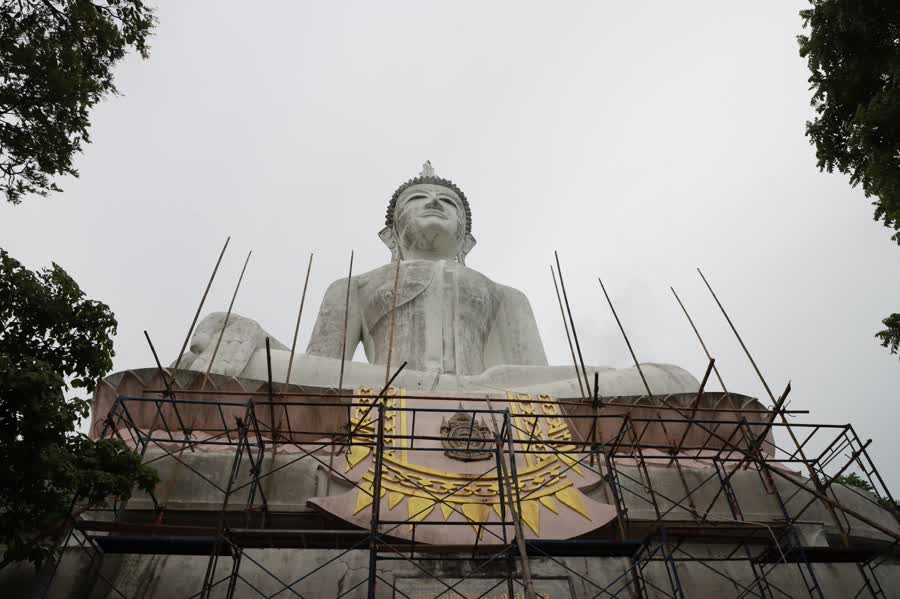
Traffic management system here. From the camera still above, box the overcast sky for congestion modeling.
[2,1,899,488]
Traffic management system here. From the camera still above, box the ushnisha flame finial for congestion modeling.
[419,160,435,177]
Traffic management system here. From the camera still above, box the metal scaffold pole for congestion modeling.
[367,403,386,599]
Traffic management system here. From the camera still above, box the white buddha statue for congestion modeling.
[176,163,698,396]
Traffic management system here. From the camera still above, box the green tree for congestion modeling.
[0,249,158,571]
[798,1,900,359]
[0,0,155,204]
[832,472,874,492]
[832,472,900,517]
[876,313,900,357]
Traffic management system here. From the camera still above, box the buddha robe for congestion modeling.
[306,259,548,376]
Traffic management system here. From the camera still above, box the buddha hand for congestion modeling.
[174,312,286,377]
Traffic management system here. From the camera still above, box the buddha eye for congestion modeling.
[397,195,427,213]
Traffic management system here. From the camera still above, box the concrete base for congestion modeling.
[10,446,900,598]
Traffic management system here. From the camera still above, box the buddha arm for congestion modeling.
[483,285,549,368]
[306,277,363,360]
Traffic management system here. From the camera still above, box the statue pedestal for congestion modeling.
[28,369,895,598]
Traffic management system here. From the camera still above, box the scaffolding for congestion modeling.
[37,368,900,599]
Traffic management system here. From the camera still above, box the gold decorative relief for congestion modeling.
[348,389,592,537]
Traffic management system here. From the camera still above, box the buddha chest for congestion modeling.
[358,260,500,375]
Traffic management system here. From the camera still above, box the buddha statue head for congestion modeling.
[379,161,477,264]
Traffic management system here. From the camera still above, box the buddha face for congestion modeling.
[393,183,466,260]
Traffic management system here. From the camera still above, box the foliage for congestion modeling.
[798,1,900,244]
[0,0,155,204]
[799,1,900,361]
[876,313,900,356]
[832,472,874,492]
[0,249,158,570]
[832,472,900,518]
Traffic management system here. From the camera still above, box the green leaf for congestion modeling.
[798,0,900,244]
[0,248,157,571]
[0,0,156,204]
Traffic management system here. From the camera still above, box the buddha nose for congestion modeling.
[424,196,443,210]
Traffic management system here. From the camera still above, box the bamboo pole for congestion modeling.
[551,265,586,398]
[554,251,590,396]
[670,286,729,394]
[697,268,854,543]
[284,253,314,386]
[173,236,230,373]
[598,278,652,396]
[205,251,252,378]
[598,277,677,450]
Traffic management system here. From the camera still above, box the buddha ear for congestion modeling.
[379,226,402,261]
[457,233,476,265]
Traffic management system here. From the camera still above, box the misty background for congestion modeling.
[1,2,898,487]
